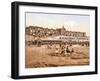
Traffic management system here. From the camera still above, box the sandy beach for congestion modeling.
[25,45,89,68]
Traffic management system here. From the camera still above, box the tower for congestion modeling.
[61,26,66,35]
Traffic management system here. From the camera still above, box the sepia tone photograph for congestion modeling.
[11,2,97,79]
[25,12,90,68]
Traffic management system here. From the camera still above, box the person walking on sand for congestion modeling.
[66,44,74,56]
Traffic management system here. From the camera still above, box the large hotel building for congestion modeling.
[25,26,89,46]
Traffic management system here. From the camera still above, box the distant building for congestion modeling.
[25,25,89,46]
[26,25,86,37]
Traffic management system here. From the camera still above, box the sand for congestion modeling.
[25,45,89,68]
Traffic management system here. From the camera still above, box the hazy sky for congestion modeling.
[25,12,90,36]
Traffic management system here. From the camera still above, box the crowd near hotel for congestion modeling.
[26,25,89,45]
[25,25,89,54]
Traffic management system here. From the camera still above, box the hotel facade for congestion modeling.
[25,26,89,46]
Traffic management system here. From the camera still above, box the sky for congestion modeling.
[25,12,90,36]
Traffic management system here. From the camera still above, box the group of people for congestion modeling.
[47,44,74,55]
